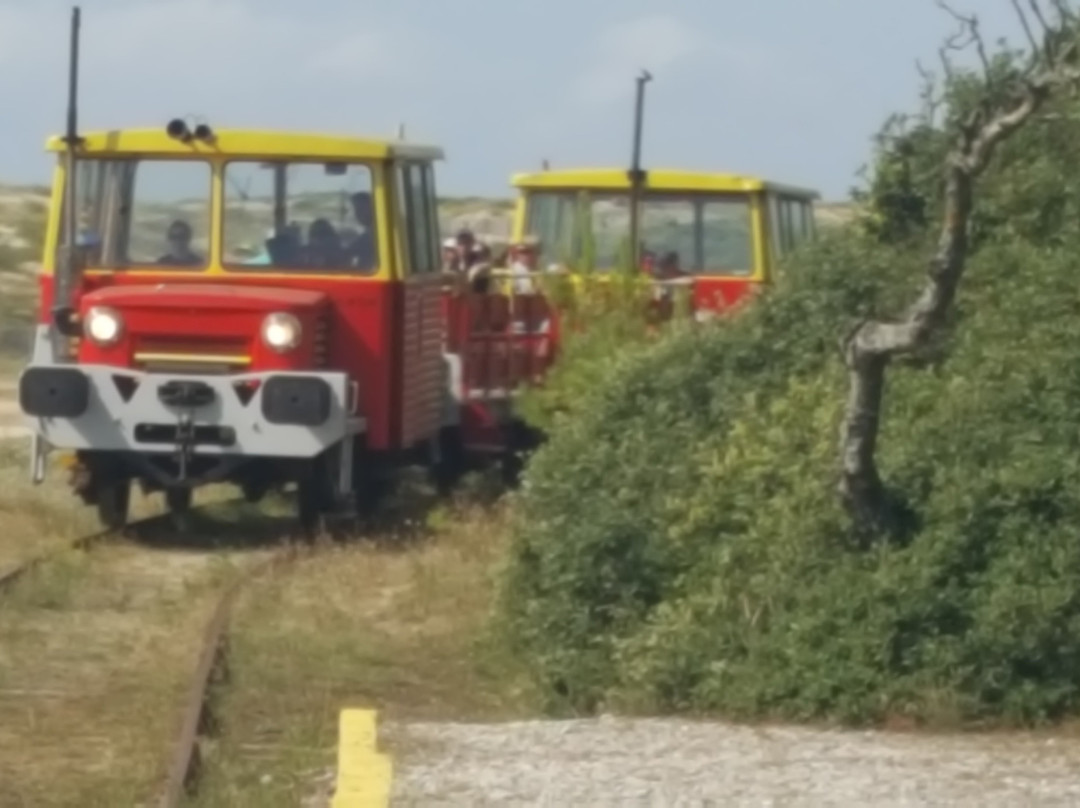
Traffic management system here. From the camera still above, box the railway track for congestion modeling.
[0,511,175,593]
[157,540,302,807]
[0,501,316,806]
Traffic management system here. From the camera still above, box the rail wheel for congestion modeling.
[165,487,192,514]
[96,480,131,530]
[297,451,335,535]
[354,474,390,517]
[297,477,322,535]
[430,426,468,497]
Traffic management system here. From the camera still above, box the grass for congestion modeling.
[0,444,305,806]
[189,482,540,807]
[0,415,537,806]
[0,545,236,807]
[0,441,171,570]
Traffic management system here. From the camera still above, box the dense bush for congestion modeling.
[500,223,1080,725]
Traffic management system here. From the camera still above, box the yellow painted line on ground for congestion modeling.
[332,708,393,808]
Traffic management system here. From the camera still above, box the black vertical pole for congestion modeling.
[54,6,82,335]
[627,69,651,274]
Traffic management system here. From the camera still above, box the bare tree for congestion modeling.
[839,0,1080,534]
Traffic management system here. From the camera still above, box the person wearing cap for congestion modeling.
[508,235,540,294]
[441,237,460,274]
[157,219,202,266]
[456,228,495,293]
[455,228,476,257]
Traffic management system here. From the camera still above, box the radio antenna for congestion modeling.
[53,5,83,337]
[626,69,652,275]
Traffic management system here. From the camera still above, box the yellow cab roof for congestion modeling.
[44,128,444,161]
[511,167,818,199]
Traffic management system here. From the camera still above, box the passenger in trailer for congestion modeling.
[508,235,540,294]
[441,236,460,273]
[457,229,493,293]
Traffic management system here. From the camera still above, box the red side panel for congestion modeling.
[396,274,445,448]
[443,290,560,451]
[693,278,757,312]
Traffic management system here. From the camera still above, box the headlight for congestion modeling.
[84,306,123,346]
[261,312,302,352]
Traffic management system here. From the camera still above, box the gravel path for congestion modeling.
[382,716,1080,806]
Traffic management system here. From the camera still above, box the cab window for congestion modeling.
[768,193,815,258]
[58,158,211,270]
[222,161,378,272]
[524,191,579,269]
[640,195,753,276]
[395,163,439,274]
[523,190,754,275]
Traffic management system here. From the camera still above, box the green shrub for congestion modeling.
[498,226,1080,726]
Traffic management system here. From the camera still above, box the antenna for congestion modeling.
[52,5,83,337]
[627,69,652,275]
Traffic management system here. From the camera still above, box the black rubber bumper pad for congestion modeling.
[19,367,90,418]
[260,376,332,427]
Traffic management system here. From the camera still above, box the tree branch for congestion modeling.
[837,1,1080,533]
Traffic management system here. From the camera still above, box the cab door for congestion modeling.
[392,161,445,449]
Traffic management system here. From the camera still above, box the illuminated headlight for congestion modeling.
[261,312,302,352]
[84,306,123,345]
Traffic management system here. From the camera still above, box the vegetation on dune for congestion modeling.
[498,3,1080,727]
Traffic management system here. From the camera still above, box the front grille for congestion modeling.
[133,336,251,375]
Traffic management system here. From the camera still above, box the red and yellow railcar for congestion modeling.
[509,167,819,314]
[19,123,553,529]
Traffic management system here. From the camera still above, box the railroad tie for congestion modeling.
[332,708,392,807]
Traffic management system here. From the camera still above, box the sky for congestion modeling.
[0,0,1041,201]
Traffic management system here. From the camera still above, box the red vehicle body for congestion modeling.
[19,125,555,530]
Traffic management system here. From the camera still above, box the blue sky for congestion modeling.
[0,0,1035,201]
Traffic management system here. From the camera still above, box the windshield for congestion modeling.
[222,161,377,273]
[59,158,211,270]
[524,190,755,276]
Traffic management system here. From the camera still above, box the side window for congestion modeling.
[768,193,784,258]
[781,198,798,251]
[801,201,816,239]
[395,162,438,274]
[699,197,754,276]
[422,164,441,271]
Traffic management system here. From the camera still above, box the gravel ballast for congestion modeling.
[381,716,1080,806]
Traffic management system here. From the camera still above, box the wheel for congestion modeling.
[296,451,335,535]
[96,480,131,531]
[240,479,268,504]
[354,475,390,517]
[430,427,468,497]
[296,475,323,535]
[165,487,192,514]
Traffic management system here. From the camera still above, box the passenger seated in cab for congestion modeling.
[157,219,202,266]
[302,218,345,267]
[343,191,377,269]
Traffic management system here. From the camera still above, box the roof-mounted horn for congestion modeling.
[166,118,192,142]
